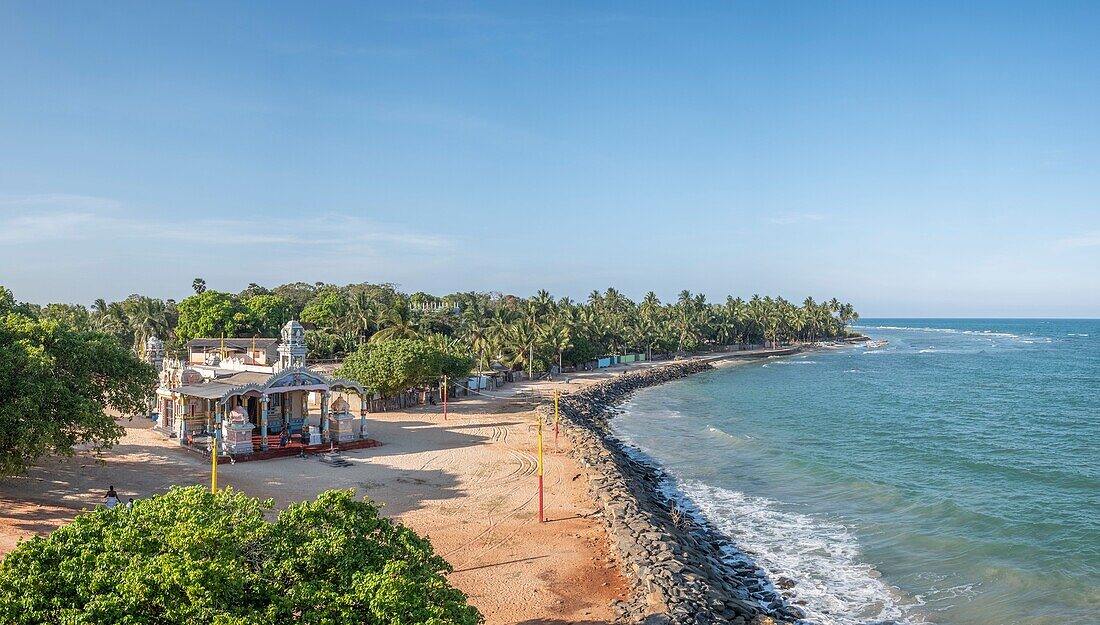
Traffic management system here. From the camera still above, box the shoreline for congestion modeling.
[547,350,843,624]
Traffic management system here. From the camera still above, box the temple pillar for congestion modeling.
[359,396,368,439]
[260,395,270,451]
[320,391,331,443]
[214,403,223,455]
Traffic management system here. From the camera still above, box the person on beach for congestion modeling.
[105,485,120,508]
[125,498,134,508]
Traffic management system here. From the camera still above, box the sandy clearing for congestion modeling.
[0,373,637,624]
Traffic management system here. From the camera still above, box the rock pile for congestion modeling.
[543,362,803,625]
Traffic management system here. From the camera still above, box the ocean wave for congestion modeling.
[705,425,753,441]
[918,349,936,354]
[1067,333,1089,337]
[668,479,919,625]
[773,360,819,365]
[853,325,1022,339]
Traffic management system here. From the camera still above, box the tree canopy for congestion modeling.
[0,486,482,625]
[336,339,474,400]
[243,294,294,336]
[19,279,859,383]
[0,298,157,475]
[175,290,257,343]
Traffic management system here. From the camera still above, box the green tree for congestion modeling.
[371,300,420,343]
[38,302,92,331]
[0,486,482,625]
[175,291,256,342]
[0,308,157,475]
[337,339,471,402]
[244,294,294,336]
[191,277,206,294]
[122,295,170,355]
[300,288,349,329]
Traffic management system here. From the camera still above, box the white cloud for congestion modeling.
[1054,230,1100,250]
[0,194,467,303]
[0,195,451,251]
[768,212,827,226]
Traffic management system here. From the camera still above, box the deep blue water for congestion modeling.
[614,319,1099,625]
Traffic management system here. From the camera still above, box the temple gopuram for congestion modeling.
[147,320,372,459]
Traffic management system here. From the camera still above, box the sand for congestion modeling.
[0,373,643,624]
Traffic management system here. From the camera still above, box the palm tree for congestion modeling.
[126,297,169,355]
[541,316,574,372]
[370,300,420,343]
[344,291,377,344]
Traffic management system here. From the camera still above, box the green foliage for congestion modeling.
[305,329,345,360]
[0,308,157,475]
[300,289,349,328]
[243,294,294,336]
[336,339,472,399]
[0,486,482,625]
[562,336,601,366]
[38,302,92,330]
[175,291,256,343]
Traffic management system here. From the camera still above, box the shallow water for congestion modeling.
[614,319,1099,625]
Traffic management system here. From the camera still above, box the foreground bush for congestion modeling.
[0,486,482,625]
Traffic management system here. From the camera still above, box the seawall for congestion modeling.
[539,360,804,625]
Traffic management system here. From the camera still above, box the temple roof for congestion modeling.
[171,381,239,399]
[215,371,273,385]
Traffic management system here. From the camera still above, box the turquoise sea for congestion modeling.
[614,319,1098,625]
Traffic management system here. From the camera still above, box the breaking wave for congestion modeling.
[667,479,920,625]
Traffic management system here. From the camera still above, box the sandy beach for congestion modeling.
[0,348,814,623]
[0,372,645,624]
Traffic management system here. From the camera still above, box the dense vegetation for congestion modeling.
[9,279,858,410]
[0,486,482,625]
[24,279,859,375]
[0,286,157,475]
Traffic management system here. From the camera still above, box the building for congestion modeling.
[150,320,370,456]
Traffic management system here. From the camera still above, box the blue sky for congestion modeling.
[1,2,1098,316]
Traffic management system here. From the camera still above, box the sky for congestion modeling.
[1,2,1098,317]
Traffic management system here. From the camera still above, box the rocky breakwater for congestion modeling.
[542,361,802,625]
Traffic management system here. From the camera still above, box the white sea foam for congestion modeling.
[774,360,819,365]
[668,479,919,625]
[853,325,1022,339]
[1067,333,1089,337]
[918,349,936,354]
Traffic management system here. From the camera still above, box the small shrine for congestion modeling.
[150,320,372,458]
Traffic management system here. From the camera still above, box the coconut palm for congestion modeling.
[126,297,170,355]
[370,300,420,343]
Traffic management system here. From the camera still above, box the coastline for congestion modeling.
[545,346,856,624]
[0,342,860,624]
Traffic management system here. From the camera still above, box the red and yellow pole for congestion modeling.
[537,411,544,523]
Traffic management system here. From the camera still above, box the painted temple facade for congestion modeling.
[149,320,369,455]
